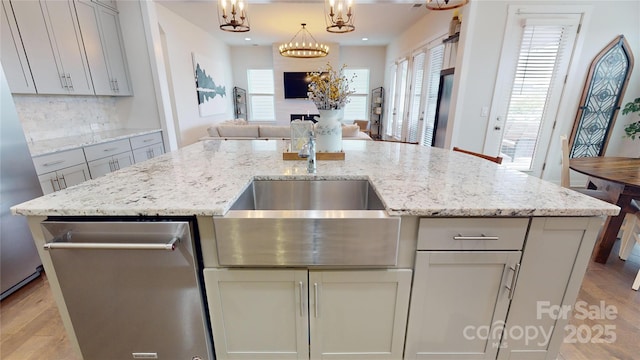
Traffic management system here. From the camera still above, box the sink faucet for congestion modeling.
[298,130,316,174]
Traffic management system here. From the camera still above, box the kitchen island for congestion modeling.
[13,139,619,360]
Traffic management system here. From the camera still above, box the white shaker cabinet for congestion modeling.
[10,0,92,95]
[0,1,35,94]
[204,269,310,360]
[33,148,90,195]
[84,139,133,179]
[130,131,164,163]
[497,217,603,359]
[75,0,131,96]
[37,163,90,194]
[308,270,411,360]
[405,251,521,360]
[404,218,528,360]
[204,269,412,360]
[87,151,133,179]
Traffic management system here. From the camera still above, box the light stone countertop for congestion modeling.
[12,139,620,217]
[28,129,162,157]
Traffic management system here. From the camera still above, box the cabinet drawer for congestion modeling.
[130,132,162,149]
[33,148,86,174]
[418,218,529,250]
[83,139,131,161]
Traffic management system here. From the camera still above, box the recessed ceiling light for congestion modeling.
[244,37,251,41]
[362,37,369,41]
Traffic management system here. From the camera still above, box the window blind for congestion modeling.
[247,69,275,121]
[501,24,570,170]
[407,52,426,143]
[421,44,444,146]
[343,69,369,121]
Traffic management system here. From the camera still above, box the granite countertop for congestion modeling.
[28,129,162,157]
[13,139,620,217]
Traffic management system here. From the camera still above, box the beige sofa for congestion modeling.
[201,120,372,141]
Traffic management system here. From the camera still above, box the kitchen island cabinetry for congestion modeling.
[9,0,92,95]
[405,218,527,359]
[204,269,411,360]
[497,217,602,359]
[75,0,131,96]
[13,140,619,360]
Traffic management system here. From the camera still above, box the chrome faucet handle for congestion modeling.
[298,142,310,158]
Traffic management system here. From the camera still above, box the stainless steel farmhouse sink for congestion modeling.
[213,180,400,266]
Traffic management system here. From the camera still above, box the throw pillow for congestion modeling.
[342,124,360,137]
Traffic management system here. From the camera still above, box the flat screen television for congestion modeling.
[283,72,311,99]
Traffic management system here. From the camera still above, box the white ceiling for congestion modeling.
[155,0,435,47]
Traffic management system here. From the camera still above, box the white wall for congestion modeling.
[155,4,234,146]
[451,0,639,184]
[384,8,457,138]
[229,45,387,126]
[114,0,161,131]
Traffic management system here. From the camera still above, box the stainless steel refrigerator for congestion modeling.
[1,65,43,300]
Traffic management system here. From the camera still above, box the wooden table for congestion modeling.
[569,157,640,263]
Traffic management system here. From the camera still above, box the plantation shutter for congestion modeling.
[343,69,370,122]
[247,69,275,121]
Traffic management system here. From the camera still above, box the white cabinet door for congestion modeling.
[0,1,35,93]
[42,0,92,95]
[497,217,602,359]
[74,0,130,96]
[405,251,521,360]
[132,143,164,163]
[88,152,133,179]
[37,163,90,195]
[204,269,310,360]
[38,172,59,195]
[113,151,133,170]
[309,270,412,360]
[96,5,130,95]
[9,0,61,94]
[11,0,92,95]
[88,156,113,179]
[58,163,90,189]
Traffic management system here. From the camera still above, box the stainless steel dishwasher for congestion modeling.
[41,220,212,360]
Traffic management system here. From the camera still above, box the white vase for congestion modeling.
[315,109,343,152]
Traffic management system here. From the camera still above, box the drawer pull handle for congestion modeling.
[453,234,499,241]
[143,138,154,143]
[43,160,65,167]
[299,281,304,317]
[103,147,119,152]
[505,263,521,300]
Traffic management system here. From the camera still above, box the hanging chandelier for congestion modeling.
[279,24,329,58]
[425,0,468,11]
[326,0,355,33]
[218,0,249,32]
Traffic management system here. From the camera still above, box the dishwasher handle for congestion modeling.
[43,236,180,251]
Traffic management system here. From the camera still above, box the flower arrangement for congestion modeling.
[307,63,355,110]
[621,97,640,140]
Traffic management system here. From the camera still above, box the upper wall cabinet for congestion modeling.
[1,0,131,96]
[0,1,36,93]
[75,0,131,96]
[10,0,93,95]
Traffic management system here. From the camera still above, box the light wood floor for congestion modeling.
[1,242,639,360]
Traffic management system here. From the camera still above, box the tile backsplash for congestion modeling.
[13,95,126,143]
